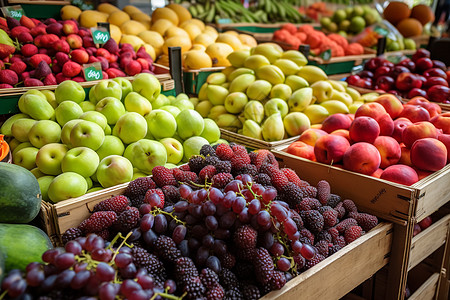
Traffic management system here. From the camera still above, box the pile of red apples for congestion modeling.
[286,94,450,186]
[0,16,154,88]
[347,49,450,103]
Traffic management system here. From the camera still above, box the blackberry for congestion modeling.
[327,193,341,208]
[234,262,254,280]
[295,197,321,212]
[144,253,166,280]
[299,228,315,245]
[304,253,325,269]
[353,213,378,232]
[175,257,199,282]
[342,199,358,214]
[254,173,271,186]
[269,271,286,290]
[220,252,236,269]
[301,210,324,233]
[154,235,182,263]
[316,230,332,243]
[281,182,303,208]
[293,254,305,270]
[315,240,330,257]
[79,211,117,233]
[328,244,342,256]
[215,160,232,174]
[207,284,225,300]
[236,248,255,261]
[290,209,303,229]
[113,207,139,233]
[242,284,261,300]
[334,202,346,219]
[224,287,244,300]
[234,225,257,250]
[129,194,145,208]
[188,155,205,173]
[233,164,257,177]
[200,268,220,289]
[212,173,233,188]
[249,151,258,165]
[319,206,339,228]
[61,227,82,244]
[132,246,151,268]
[93,195,130,214]
[124,177,156,198]
[200,144,216,157]
[219,268,239,289]
[300,185,317,198]
[335,218,358,233]
[152,166,177,187]
[97,229,110,240]
[253,248,274,284]
[162,185,181,204]
[184,276,206,299]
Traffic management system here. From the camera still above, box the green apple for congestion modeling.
[176,109,205,140]
[85,177,93,189]
[152,94,170,109]
[264,98,289,118]
[104,125,112,135]
[124,139,167,174]
[113,112,148,144]
[48,172,88,202]
[61,146,100,177]
[311,81,334,103]
[207,85,229,105]
[212,138,229,146]
[95,97,126,125]
[164,163,177,169]
[55,80,86,104]
[55,100,84,126]
[132,73,161,102]
[41,90,58,109]
[270,84,292,101]
[96,155,133,188]
[80,111,108,130]
[11,119,37,142]
[224,92,248,114]
[189,97,199,108]
[207,105,227,121]
[329,90,353,107]
[13,147,39,170]
[132,171,148,180]
[12,142,32,157]
[91,80,122,103]
[145,109,177,140]
[196,101,213,118]
[37,175,55,201]
[30,167,45,179]
[36,143,68,175]
[183,136,209,161]
[0,113,29,137]
[96,135,125,161]
[200,118,220,143]
[160,105,181,118]
[176,93,189,101]
[124,92,152,116]
[303,104,330,124]
[168,95,176,102]
[112,77,133,100]
[61,119,83,147]
[172,99,194,111]
[244,101,264,124]
[283,112,311,137]
[79,101,96,112]
[70,120,105,150]
[28,120,61,148]
[18,93,55,120]
[8,138,21,152]
[87,186,103,193]
[288,87,313,112]
[160,137,184,164]
[89,87,97,105]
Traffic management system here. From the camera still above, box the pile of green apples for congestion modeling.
[0,75,223,203]
[193,44,366,142]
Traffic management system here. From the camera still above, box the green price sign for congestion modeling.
[83,62,103,81]
[92,30,110,44]
[1,6,25,21]
[320,49,332,61]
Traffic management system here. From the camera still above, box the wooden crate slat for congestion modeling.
[408,273,440,300]
[220,129,301,150]
[260,223,392,300]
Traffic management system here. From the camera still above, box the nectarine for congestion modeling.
[314,134,350,164]
[410,138,447,171]
[343,142,381,175]
[380,164,419,186]
[373,136,401,168]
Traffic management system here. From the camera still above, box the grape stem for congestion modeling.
[0,289,8,300]
[151,207,186,226]
[109,231,134,263]
[150,291,187,300]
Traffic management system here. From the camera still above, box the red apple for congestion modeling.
[432,60,446,71]
[373,136,401,168]
[376,76,395,91]
[423,77,449,90]
[380,164,419,186]
[412,49,430,62]
[365,57,383,71]
[390,65,410,79]
[396,58,416,72]
[408,88,428,99]
[402,121,438,148]
[298,128,328,146]
[422,68,447,80]
[321,113,352,133]
[374,66,391,79]
[410,138,447,171]
[395,73,422,91]
[360,70,374,78]
[418,216,433,230]
[354,78,373,89]
[427,85,450,103]
[314,135,351,164]
[398,105,431,123]
[413,223,422,236]
[415,57,433,71]
[343,142,381,175]
[286,141,316,161]
[346,74,360,86]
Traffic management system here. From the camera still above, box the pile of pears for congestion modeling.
[193,44,366,142]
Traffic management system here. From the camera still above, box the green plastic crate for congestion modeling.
[183,68,224,95]
[22,4,65,20]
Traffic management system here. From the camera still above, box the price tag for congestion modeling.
[1,5,25,21]
[217,18,232,24]
[320,49,332,61]
[83,62,103,81]
[90,23,110,45]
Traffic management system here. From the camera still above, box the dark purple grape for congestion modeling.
[185,214,199,225]
[143,230,158,246]
[70,270,91,289]
[137,274,154,290]
[202,234,215,248]
[213,240,227,256]
[65,241,82,255]
[25,262,41,272]
[55,269,76,289]
[222,191,236,209]
[283,218,298,238]
[248,199,261,215]
[291,241,303,254]
[208,187,223,204]
[85,234,105,252]
[256,210,271,227]
[215,203,229,216]
[219,211,236,229]
[277,257,291,272]
[139,204,152,215]
[214,229,230,240]
[300,244,316,260]
[128,290,148,300]
[140,214,155,232]
[7,278,27,298]
[205,215,219,231]
[75,237,87,249]
[26,267,45,287]
[174,201,189,212]
[129,228,142,242]
[54,253,75,270]
[42,248,62,264]
[2,271,22,291]
[240,174,253,185]
[115,253,133,268]
[178,239,190,257]
[262,232,275,249]
[120,263,137,279]
[188,204,203,218]
[224,180,243,193]
[172,225,187,244]
[120,279,142,298]
[206,256,221,274]
[202,201,216,216]
[119,246,133,254]
[154,214,168,234]
[96,262,115,282]
[191,224,208,239]
[168,219,178,233]
[197,189,208,202]
[232,197,246,214]
[238,207,251,223]
[188,191,201,204]
[99,282,117,300]
[251,183,265,195]
[91,248,112,262]
[73,262,88,273]
[196,246,209,266]
[188,238,200,250]
[40,274,58,293]
[271,203,288,223]
[262,187,277,204]
[179,184,192,199]
[146,193,161,208]
[270,242,284,257]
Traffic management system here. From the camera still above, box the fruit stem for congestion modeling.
[151,207,186,226]
[110,232,134,263]
[0,289,8,300]
[150,291,186,300]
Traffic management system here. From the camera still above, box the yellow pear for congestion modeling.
[238,34,257,47]
[151,7,179,26]
[150,19,174,36]
[164,27,190,39]
[120,35,145,50]
[191,44,206,51]
[184,51,212,69]
[163,36,192,55]
[60,5,82,21]
[138,31,164,57]
[122,5,142,15]
[216,33,243,50]
[181,19,205,31]
[194,33,216,47]
[108,10,130,27]
[130,12,151,22]
[97,3,120,14]
[166,3,192,24]
[79,10,107,28]
[120,20,147,35]
[109,24,122,44]
[181,23,202,40]
[143,44,156,60]
[206,43,234,67]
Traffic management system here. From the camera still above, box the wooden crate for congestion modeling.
[220,129,299,150]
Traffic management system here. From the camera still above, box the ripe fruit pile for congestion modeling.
[298,2,333,22]
[194,44,366,142]
[2,143,379,299]
[272,24,365,56]
[0,76,223,203]
[383,2,434,38]
[347,49,450,103]
[0,15,155,88]
[286,94,450,185]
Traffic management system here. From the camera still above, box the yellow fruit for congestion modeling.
[150,19,174,36]
[131,12,151,22]
[206,43,234,67]
[121,35,145,50]
[191,44,206,51]
[151,7,179,26]
[181,23,202,40]
[143,44,156,60]
[79,10,108,28]
[257,42,284,53]
[238,34,257,47]
[122,5,142,15]
[224,30,239,37]
[97,3,119,14]
[156,54,170,67]
[216,33,243,50]
[184,50,213,69]
[166,3,192,24]
[120,20,147,35]
[109,24,122,44]
[108,10,130,27]
[137,20,151,30]
[194,33,216,47]
[138,31,164,56]
[164,27,190,39]
[163,36,192,55]
[181,19,205,31]
[60,5,82,21]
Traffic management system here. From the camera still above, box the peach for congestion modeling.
[398,105,431,123]
[349,116,380,143]
[330,129,350,142]
[411,138,448,171]
[314,134,350,164]
[286,141,316,161]
[298,128,328,146]
[355,102,387,121]
[414,168,433,181]
[392,117,413,143]
[343,142,381,175]
[402,121,439,148]
[406,96,442,118]
[437,133,450,161]
[311,124,323,129]
[321,113,352,133]
[399,145,413,166]
[373,136,401,168]
[380,165,419,186]
[375,94,404,119]
[430,113,450,134]
[371,168,383,178]
[378,113,394,136]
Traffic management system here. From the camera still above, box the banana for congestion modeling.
[188,5,198,17]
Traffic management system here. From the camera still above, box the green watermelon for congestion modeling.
[0,162,42,223]
[0,223,53,272]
